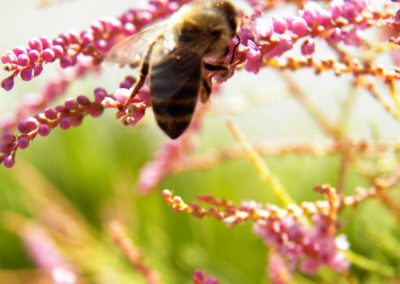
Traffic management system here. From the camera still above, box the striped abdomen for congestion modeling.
[149,49,202,139]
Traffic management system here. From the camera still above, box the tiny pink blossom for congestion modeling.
[244,40,262,73]
[272,16,287,34]
[59,117,72,129]
[28,50,40,62]
[42,48,56,62]
[17,136,30,149]
[290,18,309,37]
[114,88,131,105]
[17,54,30,67]
[20,67,34,81]
[34,63,44,77]
[44,108,58,120]
[3,155,15,168]
[28,38,43,51]
[64,98,78,110]
[301,39,315,56]
[94,87,108,103]
[1,76,14,91]
[38,124,51,136]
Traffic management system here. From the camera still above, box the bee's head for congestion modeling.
[211,0,237,36]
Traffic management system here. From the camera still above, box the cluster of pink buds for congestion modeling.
[234,0,395,73]
[1,0,190,91]
[162,187,352,275]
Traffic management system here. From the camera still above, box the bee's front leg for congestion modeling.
[203,63,229,78]
[121,41,158,109]
[200,77,212,103]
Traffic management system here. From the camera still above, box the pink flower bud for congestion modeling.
[28,38,43,52]
[38,125,51,136]
[301,39,315,56]
[18,118,39,133]
[123,23,136,35]
[13,47,26,56]
[114,88,130,105]
[52,45,64,58]
[291,18,309,37]
[3,155,15,168]
[272,16,287,34]
[64,98,78,110]
[17,54,30,67]
[2,133,16,145]
[44,108,58,120]
[94,87,107,103]
[89,104,104,117]
[59,117,71,129]
[28,50,41,62]
[1,76,15,91]
[39,37,51,50]
[77,95,90,105]
[34,63,44,77]
[1,53,12,64]
[20,67,34,81]
[42,48,56,62]
[254,19,272,39]
[18,136,30,149]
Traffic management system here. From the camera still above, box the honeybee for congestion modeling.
[106,0,238,139]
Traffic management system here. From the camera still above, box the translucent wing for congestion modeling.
[104,21,170,67]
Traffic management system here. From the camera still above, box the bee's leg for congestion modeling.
[203,63,229,78]
[200,77,212,103]
[123,41,157,108]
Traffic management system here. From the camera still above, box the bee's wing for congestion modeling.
[150,34,218,101]
[104,21,169,67]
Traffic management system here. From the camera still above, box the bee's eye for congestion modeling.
[179,25,200,42]
[211,30,221,38]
